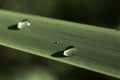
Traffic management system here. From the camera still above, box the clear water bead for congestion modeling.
[17,19,31,30]
[54,41,62,44]
[63,47,76,56]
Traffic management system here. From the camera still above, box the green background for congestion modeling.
[0,0,120,80]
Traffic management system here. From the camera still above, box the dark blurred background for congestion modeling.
[0,0,120,80]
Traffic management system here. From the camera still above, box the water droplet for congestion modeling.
[63,47,76,56]
[51,45,77,57]
[54,41,62,44]
[17,19,31,30]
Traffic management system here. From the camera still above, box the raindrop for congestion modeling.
[17,19,31,30]
[63,47,77,57]
[54,41,62,44]
[51,45,77,57]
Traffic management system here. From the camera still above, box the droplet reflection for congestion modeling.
[17,19,31,30]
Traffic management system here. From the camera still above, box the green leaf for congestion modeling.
[0,10,120,78]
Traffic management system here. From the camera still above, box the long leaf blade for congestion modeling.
[0,10,120,78]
